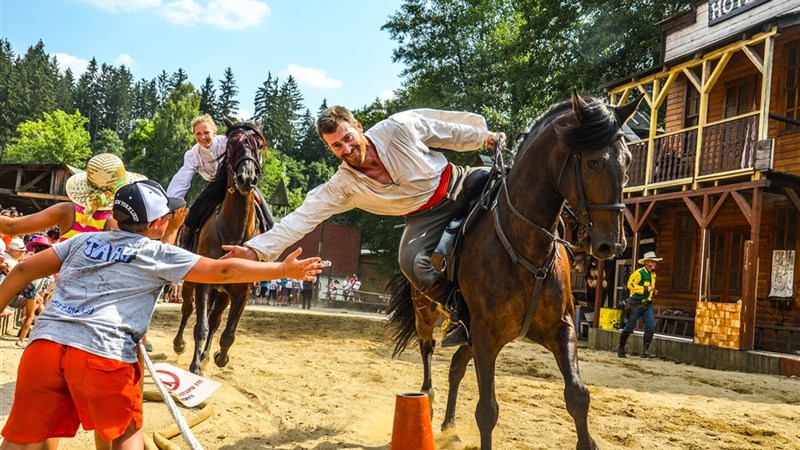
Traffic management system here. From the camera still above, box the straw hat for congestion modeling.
[65,154,146,215]
[638,251,662,264]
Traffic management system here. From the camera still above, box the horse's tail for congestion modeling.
[384,273,417,357]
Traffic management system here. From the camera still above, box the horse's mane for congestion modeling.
[514,96,621,164]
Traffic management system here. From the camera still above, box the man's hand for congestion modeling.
[221,245,259,261]
[485,132,507,150]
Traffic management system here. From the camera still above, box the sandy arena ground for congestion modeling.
[1,303,799,450]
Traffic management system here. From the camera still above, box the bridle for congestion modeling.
[485,125,625,340]
[553,138,626,247]
[226,128,263,194]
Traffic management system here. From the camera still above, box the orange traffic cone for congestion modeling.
[390,392,435,450]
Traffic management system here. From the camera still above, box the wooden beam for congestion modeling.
[623,206,636,230]
[741,45,764,73]
[653,71,678,109]
[17,171,50,192]
[606,28,778,95]
[683,197,705,227]
[703,51,732,94]
[637,84,653,109]
[783,187,800,213]
[682,67,702,92]
[759,34,775,140]
[730,190,753,226]
[706,191,730,227]
[16,191,70,201]
[624,180,767,203]
[636,201,657,232]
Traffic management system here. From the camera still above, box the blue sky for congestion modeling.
[0,0,406,118]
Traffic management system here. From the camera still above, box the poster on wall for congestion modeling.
[769,250,794,298]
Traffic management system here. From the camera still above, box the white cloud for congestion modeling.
[81,0,162,13]
[114,53,136,69]
[284,64,342,89]
[379,90,396,101]
[160,0,270,30]
[53,53,90,76]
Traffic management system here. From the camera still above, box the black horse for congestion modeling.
[387,92,643,449]
[172,119,267,374]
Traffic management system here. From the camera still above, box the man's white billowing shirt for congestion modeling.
[245,109,489,262]
[166,135,228,198]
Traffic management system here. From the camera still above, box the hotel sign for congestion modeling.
[708,0,771,26]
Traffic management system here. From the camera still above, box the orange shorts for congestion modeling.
[1,340,142,443]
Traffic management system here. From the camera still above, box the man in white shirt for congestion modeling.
[166,114,272,248]
[223,106,505,347]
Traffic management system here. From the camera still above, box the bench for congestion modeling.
[633,309,695,338]
[755,324,800,354]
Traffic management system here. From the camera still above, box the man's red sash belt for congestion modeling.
[406,164,452,216]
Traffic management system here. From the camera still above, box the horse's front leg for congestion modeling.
[472,329,501,450]
[548,317,597,450]
[442,345,474,431]
[214,284,249,368]
[173,283,196,354]
[202,290,229,361]
[190,284,211,374]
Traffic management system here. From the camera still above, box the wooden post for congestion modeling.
[740,188,762,350]
[592,259,606,329]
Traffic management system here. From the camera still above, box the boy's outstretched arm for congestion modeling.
[184,248,323,284]
[0,249,62,310]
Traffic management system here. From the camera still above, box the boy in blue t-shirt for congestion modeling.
[0,180,322,450]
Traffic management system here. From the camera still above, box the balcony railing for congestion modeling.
[625,112,760,190]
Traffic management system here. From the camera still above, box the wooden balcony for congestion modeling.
[625,112,761,193]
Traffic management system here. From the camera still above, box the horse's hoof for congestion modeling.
[214,351,229,367]
[173,342,185,355]
[441,419,457,432]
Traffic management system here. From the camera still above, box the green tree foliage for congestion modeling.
[199,76,219,119]
[384,0,691,135]
[92,128,125,157]
[128,84,199,187]
[74,59,102,137]
[5,110,91,166]
[218,67,239,119]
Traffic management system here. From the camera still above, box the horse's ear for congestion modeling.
[571,89,588,121]
[223,117,235,129]
[614,94,645,125]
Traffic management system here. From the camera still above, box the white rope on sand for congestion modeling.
[138,340,205,450]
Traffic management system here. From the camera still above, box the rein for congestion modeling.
[217,127,262,245]
[488,131,621,340]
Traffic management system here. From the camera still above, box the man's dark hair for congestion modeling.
[112,209,150,233]
[316,106,358,139]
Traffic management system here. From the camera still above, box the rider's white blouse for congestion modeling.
[166,135,228,198]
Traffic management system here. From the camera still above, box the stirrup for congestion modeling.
[440,319,470,347]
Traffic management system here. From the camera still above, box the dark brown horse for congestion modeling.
[387,92,643,449]
[172,119,266,374]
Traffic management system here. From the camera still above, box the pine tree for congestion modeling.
[199,76,218,119]
[218,67,239,119]
[74,58,102,139]
[171,68,188,90]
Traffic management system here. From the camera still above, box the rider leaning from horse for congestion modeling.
[166,114,273,247]
[0,180,323,450]
[223,106,505,347]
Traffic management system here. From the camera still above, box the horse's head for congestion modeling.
[549,91,643,259]
[221,117,266,196]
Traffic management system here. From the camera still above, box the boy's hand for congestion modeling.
[221,245,259,261]
[281,248,323,281]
